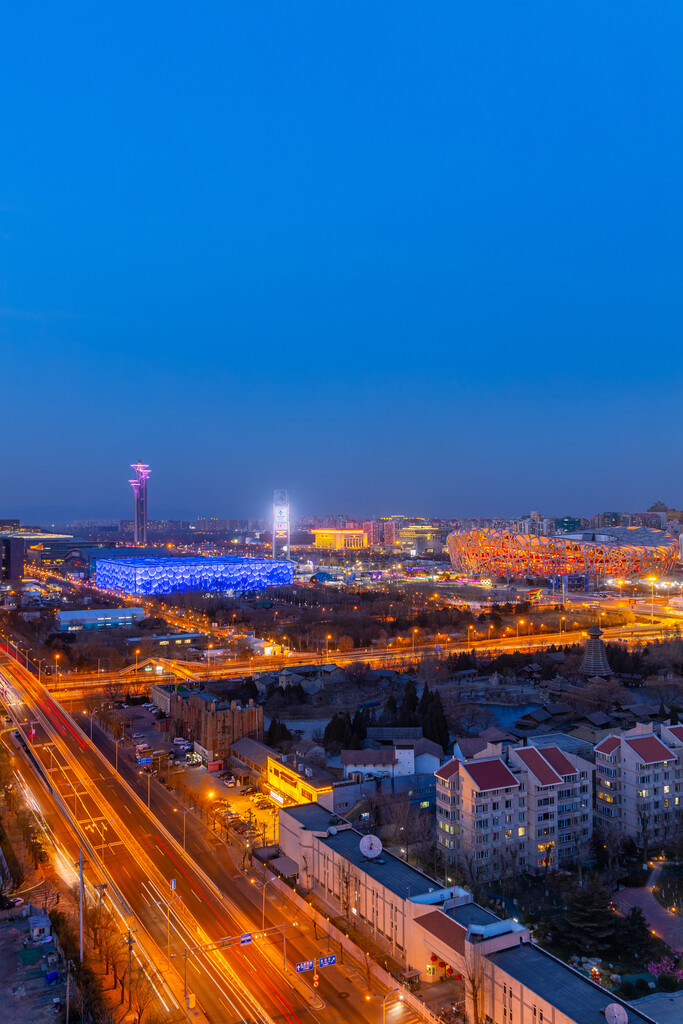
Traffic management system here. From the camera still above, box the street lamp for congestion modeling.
[174,806,194,850]
[560,615,566,635]
[326,634,331,661]
[155,893,181,959]
[383,988,403,1024]
[646,576,657,627]
[516,619,525,639]
[250,874,279,930]
[135,649,140,677]
[412,628,418,655]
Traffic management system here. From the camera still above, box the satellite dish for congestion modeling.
[605,1005,628,1024]
[359,834,383,859]
[328,825,338,836]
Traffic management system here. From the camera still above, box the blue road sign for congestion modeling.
[137,757,152,765]
[169,879,176,891]
[296,960,314,974]
[240,933,252,945]
[318,955,337,968]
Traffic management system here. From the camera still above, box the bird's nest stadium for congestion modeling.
[446,526,678,579]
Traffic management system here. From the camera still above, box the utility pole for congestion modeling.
[78,850,84,963]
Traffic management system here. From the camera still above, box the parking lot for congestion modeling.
[103,699,279,846]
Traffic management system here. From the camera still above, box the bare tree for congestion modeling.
[464,944,485,1024]
[131,963,157,1024]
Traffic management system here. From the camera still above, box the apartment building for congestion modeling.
[595,723,683,845]
[435,745,593,880]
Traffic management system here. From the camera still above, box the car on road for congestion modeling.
[132,733,144,739]
[9,897,24,907]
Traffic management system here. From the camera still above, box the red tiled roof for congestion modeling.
[514,747,563,786]
[624,735,674,764]
[436,758,460,781]
[595,735,621,755]
[415,910,466,956]
[667,725,683,743]
[461,758,519,792]
[536,746,577,778]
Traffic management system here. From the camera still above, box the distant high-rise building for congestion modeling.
[129,461,151,545]
[555,517,582,534]
[383,521,397,545]
[362,520,383,545]
[0,537,24,580]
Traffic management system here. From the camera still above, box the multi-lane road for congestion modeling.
[0,652,419,1024]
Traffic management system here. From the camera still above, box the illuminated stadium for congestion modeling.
[446,526,678,580]
[95,556,293,595]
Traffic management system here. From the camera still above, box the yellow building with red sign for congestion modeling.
[266,755,334,805]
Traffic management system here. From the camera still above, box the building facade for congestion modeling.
[436,744,593,880]
[595,723,683,846]
[312,528,368,549]
[169,691,263,760]
[56,607,145,631]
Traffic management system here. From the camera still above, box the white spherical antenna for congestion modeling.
[605,1004,628,1024]
[328,825,338,836]
[359,834,383,859]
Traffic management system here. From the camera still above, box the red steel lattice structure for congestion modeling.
[446,527,678,579]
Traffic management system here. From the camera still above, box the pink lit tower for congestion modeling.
[129,461,151,545]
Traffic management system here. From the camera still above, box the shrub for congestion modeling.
[619,981,636,999]
[659,973,678,992]
[635,978,650,994]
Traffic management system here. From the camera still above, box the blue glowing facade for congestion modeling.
[95,556,294,596]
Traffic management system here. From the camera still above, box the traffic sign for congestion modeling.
[296,960,314,974]
[169,879,176,891]
[318,955,337,968]
[240,933,252,945]
[137,756,152,765]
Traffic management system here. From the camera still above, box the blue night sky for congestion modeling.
[2,3,682,522]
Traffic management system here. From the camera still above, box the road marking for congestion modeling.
[122,805,132,813]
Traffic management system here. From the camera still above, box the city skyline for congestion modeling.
[3,5,683,518]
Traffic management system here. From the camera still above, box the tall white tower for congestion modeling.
[129,461,151,545]
[273,489,290,560]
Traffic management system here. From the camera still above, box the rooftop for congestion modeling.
[488,943,657,1024]
[461,757,519,792]
[230,736,273,768]
[624,734,674,764]
[667,724,683,743]
[435,758,460,782]
[536,746,578,778]
[514,747,563,787]
[319,826,440,899]
[595,735,621,755]
[282,803,440,899]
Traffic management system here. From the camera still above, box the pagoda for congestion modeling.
[579,623,612,677]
